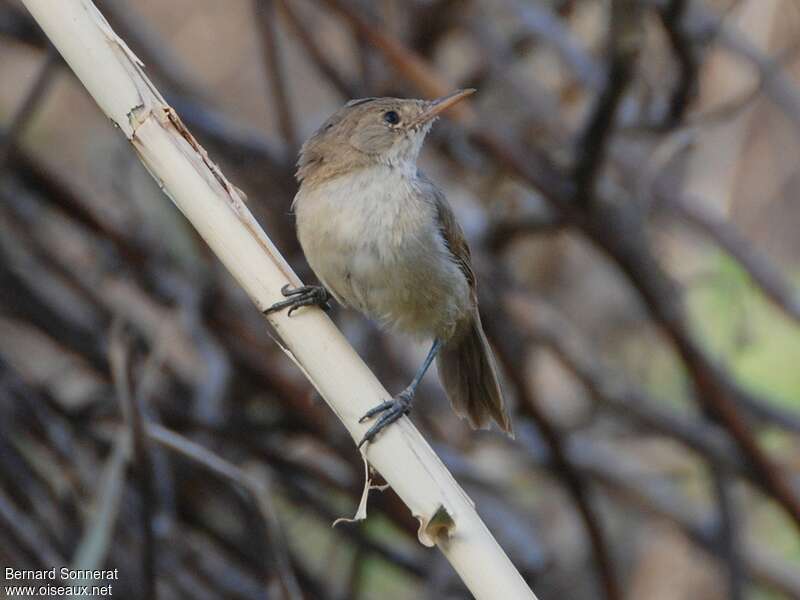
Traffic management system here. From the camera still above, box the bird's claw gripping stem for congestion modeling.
[263,284,331,317]
[358,388,414,448]
[357,340,441,448]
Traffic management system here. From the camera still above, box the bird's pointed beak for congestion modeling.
[409,88,475,128]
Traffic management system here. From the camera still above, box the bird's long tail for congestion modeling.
[436,311,512,434]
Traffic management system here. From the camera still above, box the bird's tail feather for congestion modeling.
[437,312,512,434]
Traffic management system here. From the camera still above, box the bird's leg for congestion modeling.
[263,284,331,317]
[358,339,442,448]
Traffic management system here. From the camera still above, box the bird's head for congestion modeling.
[297,89,474,183]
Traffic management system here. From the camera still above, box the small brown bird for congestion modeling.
[265,89,511,445]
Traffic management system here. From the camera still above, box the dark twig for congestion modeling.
[147,423,303,600]
[253,0,299,152]
[709,468,744,600]
[665,192,800,325]
[482,289,621,600]
[93,0,208,100]
[0,45,59,168]
[0,487,66,570]
[0,3,41,45]
[657,0,698,128]
[573,0,641,205]
[503,0,603,91]
[714,11,800,134]
[553,438,800,599]
[408,0,464,59]
[583,208,800,532]
[484,212,567,252]
[70,435,128,576]
[276,0,358,98]
[502,291,752,479]
[109,323,157,600]
[355,26,376,93]
[344,545,367,600]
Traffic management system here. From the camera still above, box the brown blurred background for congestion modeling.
[1,0,799,598]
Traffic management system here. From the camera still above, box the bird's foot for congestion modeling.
[263,284,331,317]
[358,388,414,448]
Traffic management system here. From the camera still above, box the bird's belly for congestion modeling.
[345,244,467,338]
[295,174,470,339]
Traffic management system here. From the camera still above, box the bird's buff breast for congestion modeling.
[294,168,471,339]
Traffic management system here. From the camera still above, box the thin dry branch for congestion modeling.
[253,0,298,151]
[657,0,698,127]
[0,45,59,168]
[664,192,800,325]
[146,423,303,600]
[276,0,357,98]
[109,322,157,600]
[501,291,749,475]
[573,0,641,205]
[483,304,622,600]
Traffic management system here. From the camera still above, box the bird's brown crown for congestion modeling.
[296,90,474,185]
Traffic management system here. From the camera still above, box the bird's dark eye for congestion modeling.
[383,110,400,125]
